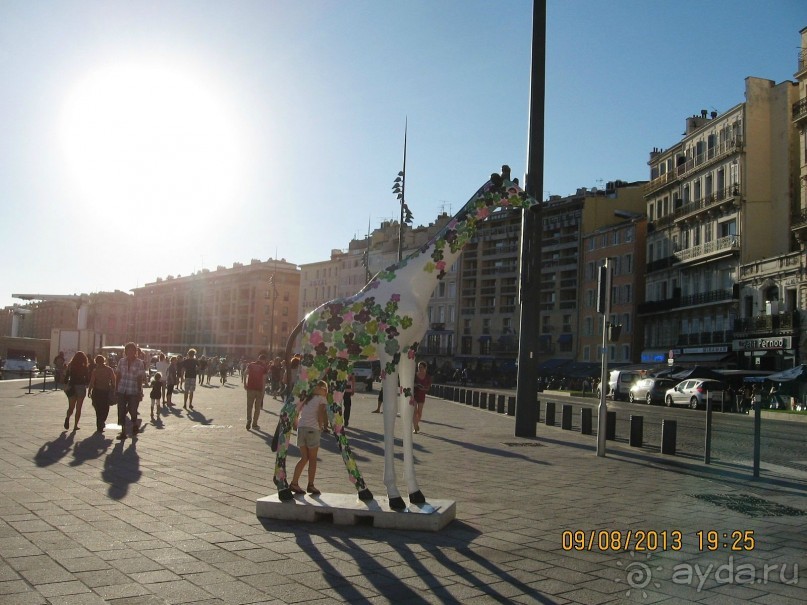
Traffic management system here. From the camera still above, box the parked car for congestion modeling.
[664,379,729,409]
[352,360,380,391]
[629,377,677,405]
[598,369,642,401]
[1,357,38,377]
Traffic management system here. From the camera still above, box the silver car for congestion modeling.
[629,377,676,405]
[664,379,728,409]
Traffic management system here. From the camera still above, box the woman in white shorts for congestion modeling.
[289,380,328,496]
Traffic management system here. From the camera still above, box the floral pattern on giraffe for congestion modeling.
[272,170,537,508]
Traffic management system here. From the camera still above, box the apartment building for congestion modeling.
[578,216,647,365]
[537,182,647,362]
[130,258,301,358]
[457,207,522,382]
[641,76,798,368]
[731,29,807,371]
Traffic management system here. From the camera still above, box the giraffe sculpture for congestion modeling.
[273,168,537,509]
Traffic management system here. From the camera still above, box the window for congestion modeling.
[622,313,631,334]
[622,344,631,362]
[625,254,633,274]
[583,346,590,361]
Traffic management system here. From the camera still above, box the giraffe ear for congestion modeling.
[490,173,502,188]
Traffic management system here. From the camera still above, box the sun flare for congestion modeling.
[59,60,243,224]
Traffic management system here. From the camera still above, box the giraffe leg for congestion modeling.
[381,374,406,510]
[397,358,423,504]
[273,394,299,501]
[327,391,372,501]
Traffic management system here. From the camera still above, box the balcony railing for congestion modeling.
[638,288,735,315]
[793,97,807,123]
[734,312,798,335]
[673,139,743,179]
[673,185,740,221]
[677,331,733,346]
[676,234,740,264]
[680,288,735,307]
[791,207,807,229]
[646,256,676,274]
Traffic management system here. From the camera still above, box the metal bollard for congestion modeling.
[497,394,505,414]
[480,392,487,409]
[488,393,496,411]
[629,415,643,447]
[472,391,480,407]
[606,411,616,440]
[452,388,461,403]
[507,396,516,416]
[545,401,555,426]
[661,419,677,455]
[561,404,572,430]
[581,407,592,435]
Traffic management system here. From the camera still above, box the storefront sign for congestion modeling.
[733,337,792,351]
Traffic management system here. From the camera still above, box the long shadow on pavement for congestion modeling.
[258,519,556,604]
[102,439,141,499]
[70,431,112,466]
[34,430,76,467]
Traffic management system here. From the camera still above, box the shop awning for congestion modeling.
[674,353,735,364]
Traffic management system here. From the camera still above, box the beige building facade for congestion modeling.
[130,258,300,359]
[641,76,798,367]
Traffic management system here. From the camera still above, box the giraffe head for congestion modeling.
[418,167,538,279]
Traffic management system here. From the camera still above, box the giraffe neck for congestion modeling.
[367,178,530,311]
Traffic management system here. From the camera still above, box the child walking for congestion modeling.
[150,372,164,421]
[290,380,329,496]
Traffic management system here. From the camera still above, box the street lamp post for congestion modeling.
[268,274,278,357]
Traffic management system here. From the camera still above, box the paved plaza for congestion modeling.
[0,377,805,604]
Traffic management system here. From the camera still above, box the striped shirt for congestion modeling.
[116,357,146,395]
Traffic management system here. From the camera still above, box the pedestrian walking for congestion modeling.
[182,349,199,410]
[413,361,432,433]
[343,372,355,428]
[244,353,269,430]
[88,354,116,433]
[155,353,170,403]
[63,351,90,431]
[115,342,147,440]
[149,372,164,421]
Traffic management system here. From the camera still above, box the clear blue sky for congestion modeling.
[1,1,803,309]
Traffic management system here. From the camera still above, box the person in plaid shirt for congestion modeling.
[115,342,146,440]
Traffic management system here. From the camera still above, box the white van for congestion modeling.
[599,369,642,401]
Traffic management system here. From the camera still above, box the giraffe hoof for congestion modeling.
[409,490,426,504]
[388,496,406,510]
[278,488,294,502]
[357,488,374,501]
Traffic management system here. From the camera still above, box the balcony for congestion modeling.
[676,234,741,265]
[678,288,736,308]
[793,97,807,124]
[734,312,799,336]
[677,331,733,346]
[646,256,676,274]
[673,185,740,223]
[643,170,678,196]
[639,288,735,315]
[673,138,743,179]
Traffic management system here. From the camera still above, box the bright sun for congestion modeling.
[59,60,243,224]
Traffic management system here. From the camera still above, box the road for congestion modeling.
[434,385,807,476]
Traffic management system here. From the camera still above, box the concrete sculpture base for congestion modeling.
[256,493,456,531]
